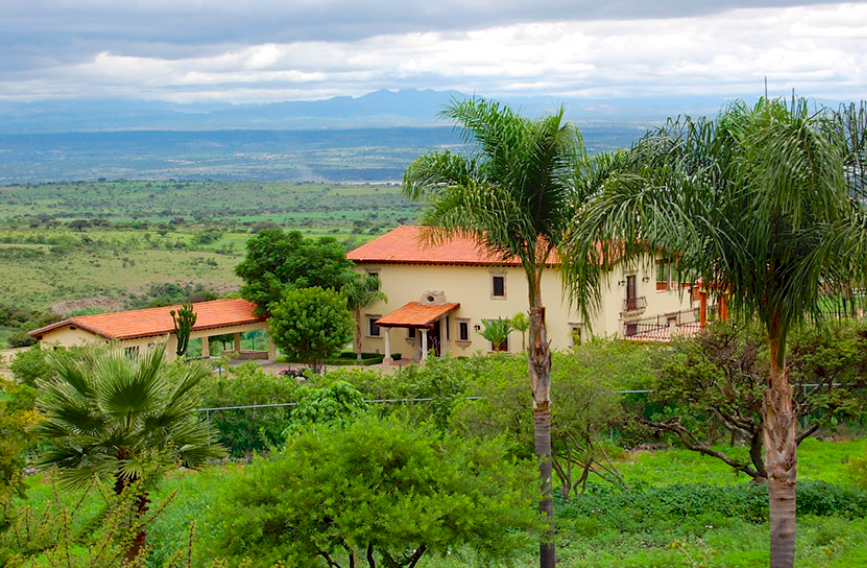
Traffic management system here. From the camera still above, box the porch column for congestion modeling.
[383,329,393,364]
[201,336,210,358]
[421,328,428,362]
[234,332,242,352]
[267,336,276,361]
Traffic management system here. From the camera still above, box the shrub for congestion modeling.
[198,362,301,456]
[212,414,542,568]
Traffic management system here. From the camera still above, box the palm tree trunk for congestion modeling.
[527,274,555,568]
[355,310,363,362]
[114,475,149,564]
[765,331,797,568]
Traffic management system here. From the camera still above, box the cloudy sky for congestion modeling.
[2,0,866,104]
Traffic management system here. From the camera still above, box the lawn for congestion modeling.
[16,439,867,568]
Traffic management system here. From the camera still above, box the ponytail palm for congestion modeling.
[565,97,867,568]
[403,98,598,568]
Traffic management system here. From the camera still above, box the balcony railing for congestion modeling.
[622,306,717,342]
[622,296,647,313]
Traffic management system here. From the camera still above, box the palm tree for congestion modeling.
[343,273,388,361]
[480,318,513,351]
[403,97,600,568]
[565,97,867,568]
[511,312,530,350]
[34,343,224,560]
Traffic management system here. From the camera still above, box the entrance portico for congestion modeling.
[375,296,459,363]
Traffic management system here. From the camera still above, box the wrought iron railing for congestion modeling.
[622,296,648,312]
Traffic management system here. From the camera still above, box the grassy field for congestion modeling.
[18,439,866,568]
[0,181,413,346]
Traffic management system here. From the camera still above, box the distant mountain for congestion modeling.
[1,88,832,134]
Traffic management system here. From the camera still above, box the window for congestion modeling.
[492,337,509,352]
[570,325,582,347]
[366,270,381,290]
[656,260,671,291]
[407,328,416,339]
[458,321,470,341]
[367,317,381,337]
[124,346,140,357]
[492,275,505,298]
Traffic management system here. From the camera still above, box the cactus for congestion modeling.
[170,302,197,357]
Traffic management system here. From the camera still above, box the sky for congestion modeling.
[2,0,866,104]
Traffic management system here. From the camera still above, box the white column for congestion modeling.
[201,336,210,358]
[421,329,428,362]
[383,329,393,364]
[234,332,242,353]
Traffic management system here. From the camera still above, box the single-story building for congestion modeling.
[29,298,275,361]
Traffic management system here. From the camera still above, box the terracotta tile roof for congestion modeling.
[347,226,559,267]
[376,302,460,328]
[30,298,266,341]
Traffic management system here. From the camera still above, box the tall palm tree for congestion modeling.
[564,97,867,568]
[403,98,600,568]
[34,343,224,560]
[343,273,388,361]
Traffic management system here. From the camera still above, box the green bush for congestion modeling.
[211,413,542,568]
[197,362,301,456]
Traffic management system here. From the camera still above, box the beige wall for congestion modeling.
[37,321,271,362]
[357,256,693,358]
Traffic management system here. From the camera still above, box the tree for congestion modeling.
[170,302,197,357]
[479,318,513,351]
[512,312,530,350]
[269,287,354,374]
[402,98,598,567]
[646,321,867,479]
[452,349,626,500]
[33,344,224,560]
[215,414,542,568]
[566,97,867,568]
[342,273,387,361]
[235,229,355,312]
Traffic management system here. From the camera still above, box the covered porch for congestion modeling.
[375,300,460,363]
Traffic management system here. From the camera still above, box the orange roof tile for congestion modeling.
[347,226,559,267]
[30,299,265,341]
[376,302,460,328]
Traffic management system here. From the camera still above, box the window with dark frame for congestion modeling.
[656,260,671,291]
[492,275,505,297]
[367,271,381,290]
[368,318,381,337]
[408,328,416,339]
[459,321,469,341]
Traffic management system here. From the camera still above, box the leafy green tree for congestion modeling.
[10,346,52,387]
[512,312,530,350]
[342,273,387,361]
[567,97,867,567]
[215,414,542,568]
[269,287,354,374]
[480,318,513,351]
[403,98,600,567]
[452,350,625,499]
[235,229,355,311]
[33,344,224,560]
[649,321,867,479]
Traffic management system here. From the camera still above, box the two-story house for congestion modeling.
[347,226,701,362]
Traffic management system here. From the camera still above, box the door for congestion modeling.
[626,275,637,311]
[426,321,441,357]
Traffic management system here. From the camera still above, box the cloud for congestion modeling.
[1,1,865,103]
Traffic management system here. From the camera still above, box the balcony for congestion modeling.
[621,296,647,315]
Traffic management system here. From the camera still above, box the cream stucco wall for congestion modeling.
[357,256,693,359]
[37,322,271,362]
